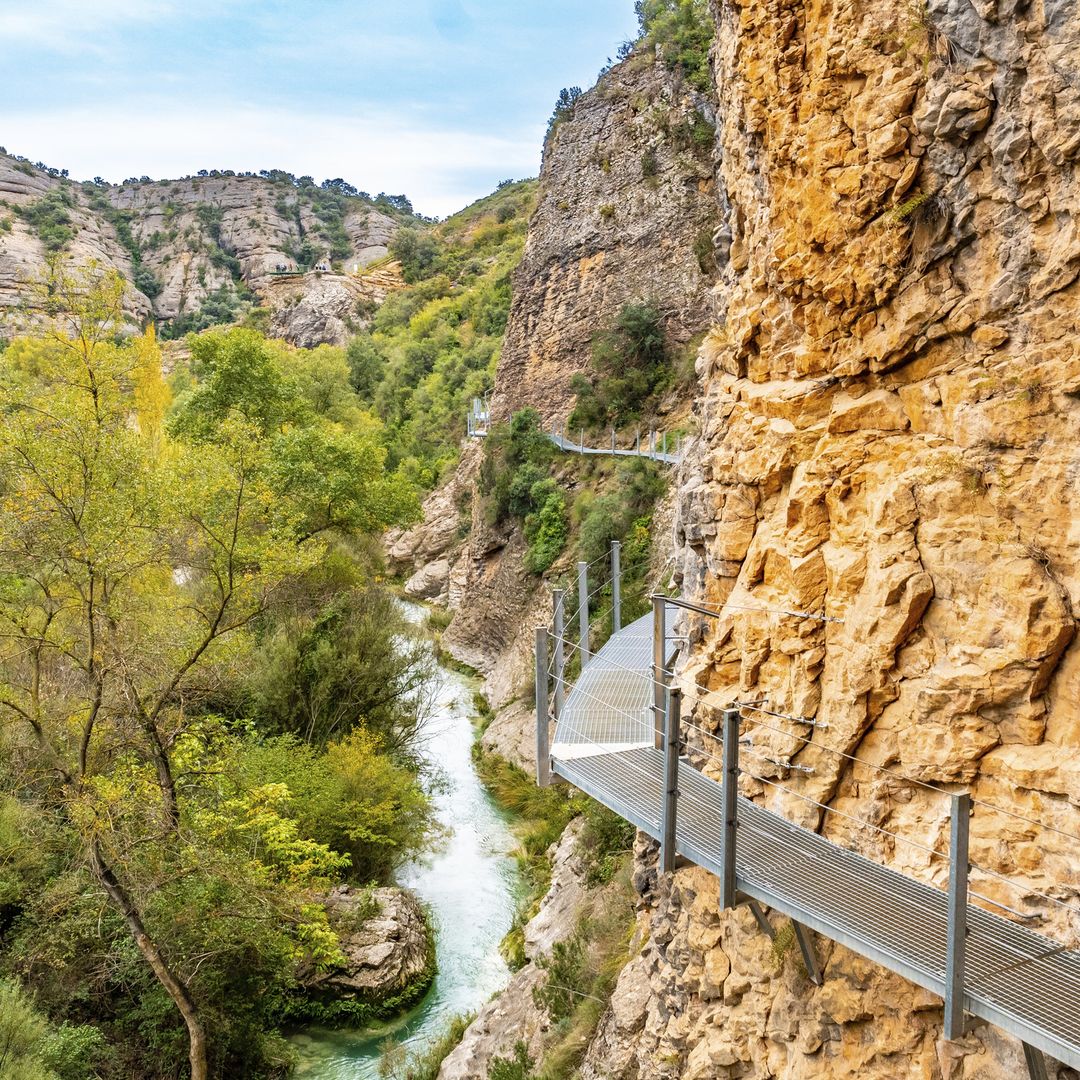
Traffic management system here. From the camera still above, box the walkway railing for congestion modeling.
[466,396,491,437]
[464,406,684,465]
[533,548,1080,1079]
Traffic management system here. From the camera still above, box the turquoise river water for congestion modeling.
[289,602,524,1077]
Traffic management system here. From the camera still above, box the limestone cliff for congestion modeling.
[401,1,1080,1076]
[578,0,1080,1077]
[492,55,720,423]
[0,154,406,344]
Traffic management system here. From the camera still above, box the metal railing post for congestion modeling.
[611,427,616,454]
[652,595,666,750]
[636,429,641,454]
[662,431,667,456]
[611,541,621,633]
[577,561,590,667]
[580,428,585,452]
[945,791,971,1039]
[719,707,740,909]
[534,627,550,788]
[552,589,565,722]
[660,686,682,873]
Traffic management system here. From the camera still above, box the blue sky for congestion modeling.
[0,1,639,217]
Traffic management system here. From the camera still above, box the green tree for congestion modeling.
[569,302,669,429]
[0,261,417,1079]
[389,226,439,283]
[635,0,715,92]
[247,588,435,752]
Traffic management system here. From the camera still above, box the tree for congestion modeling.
[546,86,583,142]
[0,261,418,1077]
[389,227,440,284]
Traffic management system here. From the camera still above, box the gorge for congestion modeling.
[2,0,1080,1078]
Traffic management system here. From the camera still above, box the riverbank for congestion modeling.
[289,601,525,1078]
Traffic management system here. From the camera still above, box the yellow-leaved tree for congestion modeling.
[0,260,419,1078]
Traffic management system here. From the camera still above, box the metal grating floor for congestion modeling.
[550,616,1080,1071]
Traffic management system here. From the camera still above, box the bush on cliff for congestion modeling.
[568,301,669,431]
[636,0,715,93]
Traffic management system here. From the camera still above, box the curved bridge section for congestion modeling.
[537,589,1080,1078]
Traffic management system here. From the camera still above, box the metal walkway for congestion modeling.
[542,609,1080,1075]
[463,400,682,466]
[546,428,681,466]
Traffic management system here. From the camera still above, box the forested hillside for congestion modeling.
[0,262,442,1080]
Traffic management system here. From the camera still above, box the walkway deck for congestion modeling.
[548,613,1080,1072]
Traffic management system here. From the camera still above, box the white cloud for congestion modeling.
[0,0,180,50]
[0,103,543,218]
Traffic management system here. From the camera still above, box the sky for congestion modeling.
[0,0,640,218]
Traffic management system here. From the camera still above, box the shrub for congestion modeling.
[523,489,569,574]
[641,147,660,180]
[488,1042,536,1080]
[533,934,588,1021]
[546,87,583,142]
[390,226,439,283]
[636,0,715,93]
[569,302,669,429]
[19,192,74,253]
[479,408,554,525]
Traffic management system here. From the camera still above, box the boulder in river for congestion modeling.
[298,885,435,1023]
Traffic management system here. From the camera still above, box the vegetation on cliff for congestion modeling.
[0,261,442,1078]
[635,0,714,92]
[345,180,537,487]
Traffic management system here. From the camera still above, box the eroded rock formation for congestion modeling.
[0,156,404,344]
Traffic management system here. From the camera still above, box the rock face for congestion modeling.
[616,0,1080,1076]
[0,155,405,345]
[418,1,1080,1076]
[302,886,432,1005]
[491,56,719,424]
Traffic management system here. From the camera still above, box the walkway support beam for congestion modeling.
[945,791,971,1040]
[793,922,823,986]
[577,561,591,667]
[611,542,621,633]
[1024,1043,1050,1080]
[553,589,566,722]
[719,707,740,909]
[660,686,681,874]
[652,596,667,751]
[534,627,550,788]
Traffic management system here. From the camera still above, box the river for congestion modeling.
[289,601,523,1078]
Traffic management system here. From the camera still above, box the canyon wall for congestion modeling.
[579,0,1080,1077]
[392,54,720,724]
[420,1,1080,1076]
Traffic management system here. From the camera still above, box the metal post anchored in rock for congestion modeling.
[719,706,740,909]
[552,588,565,722]
[577,561,590,667]
[661,685,682,873]
[945,791,971,1040]
[611,541,621,633]
[652,595,666,751]
[534,627,550,788]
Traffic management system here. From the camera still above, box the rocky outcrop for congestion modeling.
[391,55,719,724]
[437,819,591,1079]
[0,159,152,328]
[492,56,719,424]
[301,886,432,1009]
[0,154,405,345]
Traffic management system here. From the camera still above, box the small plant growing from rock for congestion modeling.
[599,203,616,221]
